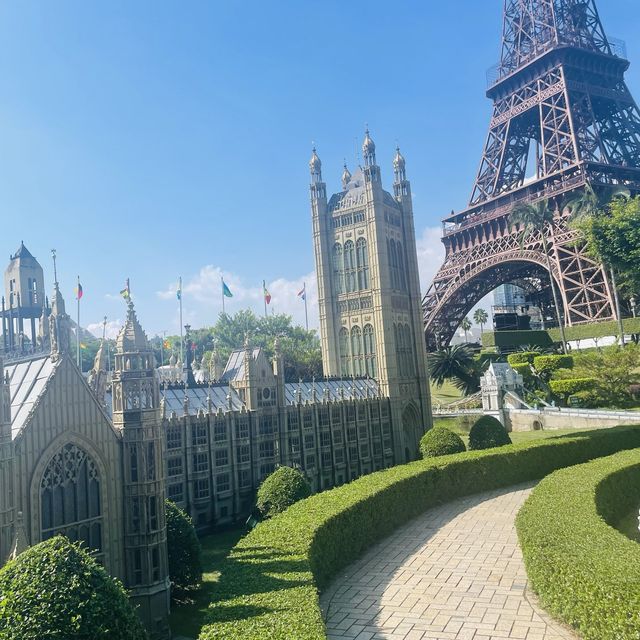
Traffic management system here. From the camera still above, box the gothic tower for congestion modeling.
[311,132,432,462]
[0,357,14,563]
[112,299,170,640]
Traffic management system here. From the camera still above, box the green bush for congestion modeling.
[166,499,202,595]
[468,415,512,450]
[511,362,533,382]
[549,378,597,404]
[0,536,147,640]
[419,427,466,458]
[533,355,574,378]
[507,352,537,366]
[516,449,640,640]
[199,425,640,640]
[256,466,312,517]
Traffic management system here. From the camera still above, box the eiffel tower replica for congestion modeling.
[423,0,640,349]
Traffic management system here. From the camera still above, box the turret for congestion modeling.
[362,129,380,184]
[0,357,15,564]
[309,147,326,201]
[49,282,71,361]
[111,296,170,639]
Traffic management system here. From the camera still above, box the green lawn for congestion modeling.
[430,380,463,406]
[169,527,244,639]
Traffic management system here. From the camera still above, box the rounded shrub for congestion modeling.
[256,466,311,518]
[468,415,512,450]
[419,427,466,458]
[0,536,147,640]
[166,499,202,595]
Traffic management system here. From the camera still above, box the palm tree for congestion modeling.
[473,308,489,335]
[428,344,481,395]
[565,182,631,346]
[461,317,472,343]
[509,199,568,354]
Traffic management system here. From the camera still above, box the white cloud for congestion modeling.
[157,267,318,332]
[416,225,446,295]
[87,319,122,340]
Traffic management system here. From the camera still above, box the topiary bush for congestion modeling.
[0,536,147,640]
[549,378,597,405]
[507,352,538,366]
[517,449,640,640]
[468,415,512,450]
[256,466,311,518]
[166,499,202,596]
[419,427,466,458]
[533,354,574,379]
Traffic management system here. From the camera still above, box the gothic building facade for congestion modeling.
[311,131,432,462]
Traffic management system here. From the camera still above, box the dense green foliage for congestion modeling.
[548,378,596,403]
[517,449,640,639]
[256,466,312,517]
[532,355,573,379]
[419,427,466,458]
[482,330,554,348]
[507,352,537,366]
[511,362,533,383]
[166,500,203,596]
[158,310,322,380]
[468,416,512,450]
[198,425,640,640]
[0,537,147,640]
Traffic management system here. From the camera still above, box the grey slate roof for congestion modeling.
[5,355,56,439]
[283,378,379,404]
[220,348,261,383]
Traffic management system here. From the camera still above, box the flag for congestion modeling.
[80,342,87,349]
[120,278,130,299]
[163,340,170,349]
[222,280,233,298]
[75,282,83,300]
[263,282,271,305]
[177,278,182,301]
[191,342,197,351]
[297,285,306,301]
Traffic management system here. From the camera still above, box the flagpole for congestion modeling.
[304,283,309,331]
[76,275,81,368]
[221,276,225,315]
[179,276,184,365]
[263,280,267,318]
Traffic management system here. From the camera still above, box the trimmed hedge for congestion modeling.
[468,415,512,450]
[419,427,466,458]
[533,355,574,377]
[549,378,596,400]
[257,466,312,517]
[507,352,538,366]
[511,362,533,382]
[516,449,640,639]
[482,330,553,349]
[199,425,640,640]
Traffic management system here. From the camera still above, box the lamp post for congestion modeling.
[631,297,637,318]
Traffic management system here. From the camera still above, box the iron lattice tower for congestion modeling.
[423,0,640,348]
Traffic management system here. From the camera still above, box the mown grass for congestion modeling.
[169,528,244,639]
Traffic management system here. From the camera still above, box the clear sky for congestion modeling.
[1,0,639,338]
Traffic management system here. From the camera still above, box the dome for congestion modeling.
[362,129,376,155]
[393,147,405,169]
[309,148,322,174]
[341,163,352,188]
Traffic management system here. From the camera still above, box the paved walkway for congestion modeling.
[320,484,578,640]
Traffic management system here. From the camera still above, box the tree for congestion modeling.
[473,308,489,335]
[256,466,311,518]
[0,537,147,640]
[166,500,202,597]
[460,317,472,343]
[468,416,512,450]
[510,199,568,353]
[566,183,632,346]
[428,344,483,395]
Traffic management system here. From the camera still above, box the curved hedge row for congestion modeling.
[200,426,640,640]
[516,448,640,640]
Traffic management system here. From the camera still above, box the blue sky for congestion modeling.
[1,0,639,338]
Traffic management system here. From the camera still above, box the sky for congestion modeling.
[1,0,639,339]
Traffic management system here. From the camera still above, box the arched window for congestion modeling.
[40,443,103,558]
[394,324,404,377]
[351,326,363,376]
[404,324,415,376]
[363,324,377,378]
[356,237,370,290]
[344,241,356,293]
[332,243,344,295]
[339,327,351,376]
[388,239,398,289]
[396,241,407,290]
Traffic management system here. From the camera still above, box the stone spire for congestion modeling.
[362,128,376,167]
[341,162,352,189]
[309,146,326,201]
[49,282,71,361]
[87,339,108,407]
[393,146,406,182]
[115,299,150,354]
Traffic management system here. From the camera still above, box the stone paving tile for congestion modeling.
[320,485,579,640]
